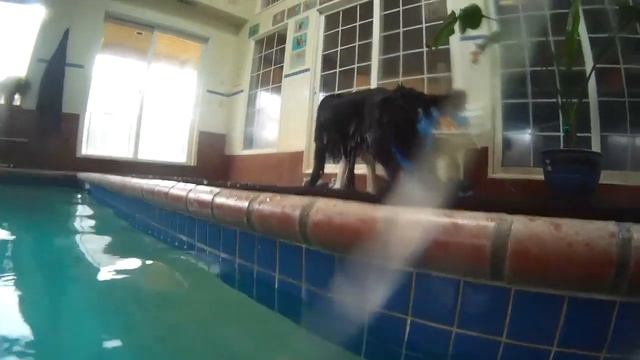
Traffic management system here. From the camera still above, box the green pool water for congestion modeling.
[0,184,358,360]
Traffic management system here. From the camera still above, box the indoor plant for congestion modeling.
[431,1,640,195]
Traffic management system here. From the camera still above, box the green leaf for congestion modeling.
[458,3,484,34]
[563,0,582,70]
[429,11,457,49]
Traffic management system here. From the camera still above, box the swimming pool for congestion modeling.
[0,184,358,359]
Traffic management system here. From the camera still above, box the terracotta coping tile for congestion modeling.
[167,183,197,212]
[186,185,221,221]
[211,189,257,228]
[248,193,312,244]
[628,224,640,295]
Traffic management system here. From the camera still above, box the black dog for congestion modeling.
[305,85,465,193]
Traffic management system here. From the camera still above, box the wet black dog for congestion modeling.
[305,85,465,193]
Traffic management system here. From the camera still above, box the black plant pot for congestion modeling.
[541,149,603,196]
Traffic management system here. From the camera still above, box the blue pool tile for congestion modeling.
[507,290,564,346]
[404,320,451,359]
[184,216,196,240]
[207,223,220,251]
[221,227,238,258]
[558,297,615,352]
[364,312,407,360]
[607,301,640,355]
[301,291,364,357]
[412,272,460,326]
[220,257,237,288]
[451,332,500,360]
[552,351,599,360]
[458,281,510,336]
[304,248,335,290]
[237,262,255,298]
[195,220,207,247]
[277,278,303,323]
[256,235,277,272]
[278,242,302,282]
[255,270,276,310]
[238,231,256,264]
[501,343,550,360]
[383,270,413,315]
[176,213,187,235]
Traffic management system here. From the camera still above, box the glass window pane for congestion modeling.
[596,68,625,98]
[360,2,373,21]
[501,43,526,69]
[322,51,338,72]
[402,5,422,28]
[341,6,358,27]
[358,42,372,63]
[340,25,357,47]
[359,21,373,42]
[502,71,528,100]
[426,75,451,94]
[532,102,561,133]
[338,67,355,91]
[503,134,532,167]
[530,70,557,99]
[630,101,640,134]
[524,14,549,39]
[402,52,424,78]
[383,11,401,33]
[601,135,630,170]
[380,56,400,81]
[402,27,424,52]
[383,0,400,12]
[339,45,356,68]
[325,12,340,32]
[355,65,371,88]
[321,72,337,94]
[625,68,640,98]
[426,48,451,74]
[425,1,447,23]
[503,102,531,132]
[323,31,339,52]
[599,100,628,133]
[529,41,554,68]
[382,33,401,55]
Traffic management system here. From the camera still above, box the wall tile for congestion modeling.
[500,343,550,360]
[558,297,615,352]
[207,223,221,251]
[278,242,303,282]
[277,278,302,323]
[238,231,257,264]
[256,235,278,272]
[382,270,412,316]
[451,332,500,360]
[364,312,407,360]
[552,351,600,360]
[607,301,640,355]
[305,248,336,290]
[196,219,208,247]
[412,272,461,326]
[237,262,255,298]
[220,257,237,288]
[507,290,564,346]
[405,320,451,359]
[458,282,510,337]
[221,227,238,258]
[255,269,276,310]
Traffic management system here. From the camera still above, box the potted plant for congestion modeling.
[0,76,31,106]
[430,1,640,195]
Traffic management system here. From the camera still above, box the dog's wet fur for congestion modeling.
[306,85,466,193]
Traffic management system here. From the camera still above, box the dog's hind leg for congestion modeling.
[345,147,358,190]
[334,158,347,189]
[305,142,327,187]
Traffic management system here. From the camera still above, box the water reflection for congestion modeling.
[73,204,148,282]
[0,228,34,358]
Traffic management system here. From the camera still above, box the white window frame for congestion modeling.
[78,17,206,166]
[491,2,640,185]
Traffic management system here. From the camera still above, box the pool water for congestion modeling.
[0,184,358,359]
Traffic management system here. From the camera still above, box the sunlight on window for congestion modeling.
[83,54,147,158]
[0,2,45,81]
[137,62,198,162]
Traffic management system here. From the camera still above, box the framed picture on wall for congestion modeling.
[294,16,309,34]
[286,3,302,19]
[272,9,285,26]
[292,33,307,52]
[248,23,260,38]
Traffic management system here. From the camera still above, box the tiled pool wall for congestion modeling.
[86,182,640,360]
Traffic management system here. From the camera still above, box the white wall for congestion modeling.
[22,0,245,136]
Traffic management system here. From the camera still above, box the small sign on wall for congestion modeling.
[294,16,309,34]
[272,9,286,26]
[290,32,307,70]
[248,23,260,38]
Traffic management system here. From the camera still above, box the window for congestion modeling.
[82,20,203,163]
[497,0,640,171]
[379,0,452,94]
[0,1,45,102]
[262,0,282,10]
[244,29,287,150]
[320,1,374,95]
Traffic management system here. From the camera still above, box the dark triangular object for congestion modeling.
[36,28,69,130]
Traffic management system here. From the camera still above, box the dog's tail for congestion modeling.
[306,94,342,187]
